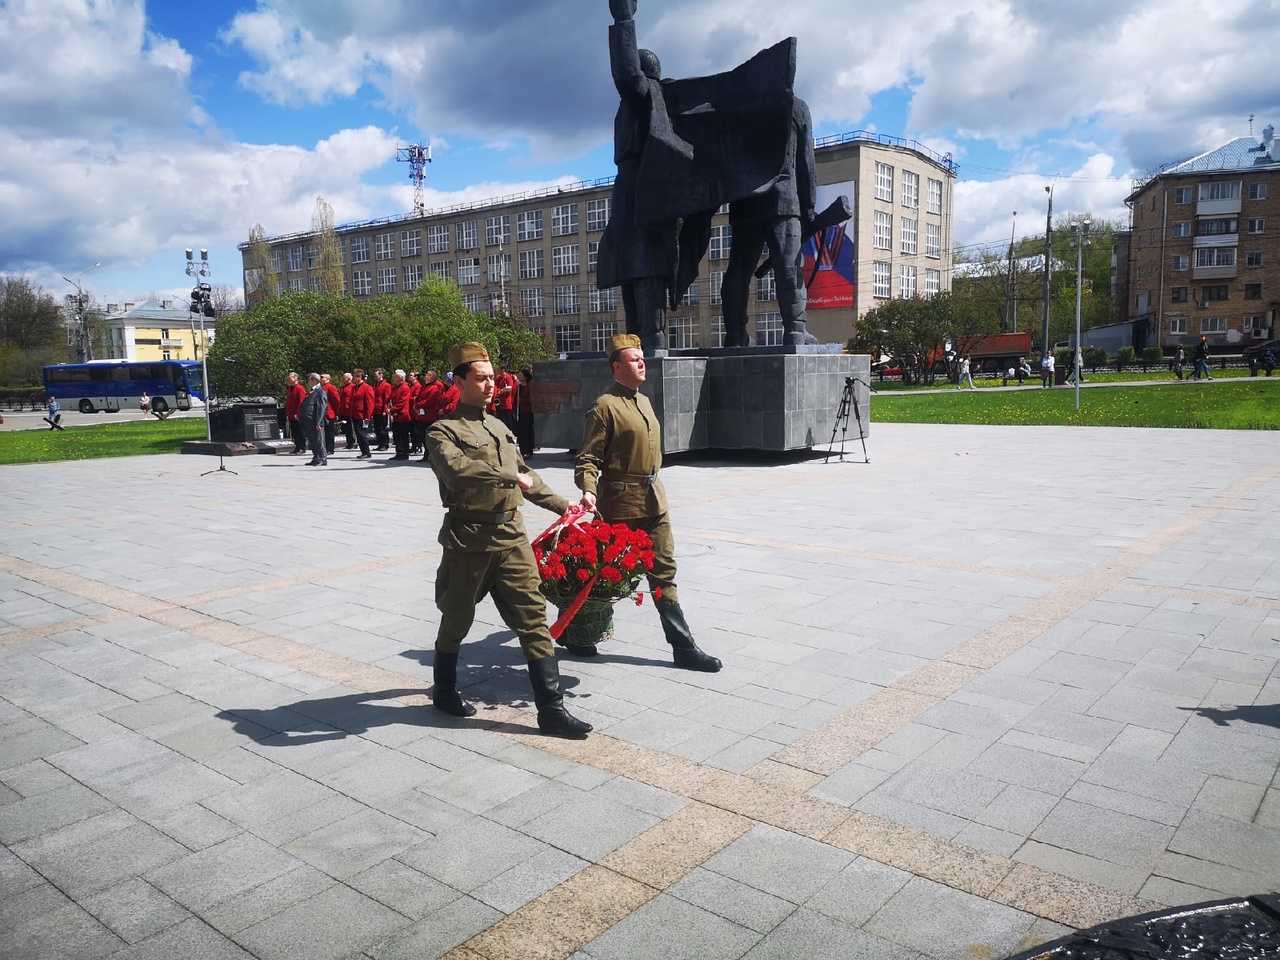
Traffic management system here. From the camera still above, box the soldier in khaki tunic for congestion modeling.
[574,334,722,671]
[426,342,592,738]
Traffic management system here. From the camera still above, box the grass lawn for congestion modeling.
[0,418,207,465]
[873,380,1280,429]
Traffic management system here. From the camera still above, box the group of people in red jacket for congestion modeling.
[284,362,536,464]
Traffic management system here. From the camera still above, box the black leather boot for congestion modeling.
[527,657,592,738]
[656,600,722,672]
[431,650,475,717]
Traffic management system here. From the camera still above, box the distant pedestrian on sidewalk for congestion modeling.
[1041,351,1054,387]
[1265,349,1276,377]
[139,392,150,417]
[44,396,64,430]
[1192,336,1212,380]
[1173,345,1185,380]
[956,356,975,389]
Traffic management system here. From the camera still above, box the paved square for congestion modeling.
[2,421,1279,959]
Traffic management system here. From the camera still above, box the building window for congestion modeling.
[486,215,510,246]
[1244,314,1265,334]
[899,264,917,298]
[589,286,618,312]
[874,211,892,250]
[1171,286,1188,302]
[487,253,510,283]
[927,178,942,215]
[270,249,283,273]
[1249,183,1268,201]
[554,323,582,353]
[521,287,545,317]
[463,293,484,312]
[1247,218,1265,234]
[1199,217,1237,236]
[457,220,478,250]
[517,210,543,241]
[377,267,396,293]
[1201,317,1226,334]
[1174,186,1193,204]
[458,257,480,285]
[1245,283,1263,300]
[925,223,941,259]
[352,270,372,296]
[873,261,891,298]
[875,162,893,202]
[668,315,699,349]
[287,246,302,272]
[288,278,304,292]
[1169,316,1187,334]
[553,284,580,315]
[305,244,317,269]
[756,270,776,302]
[924,268,940,298]
[1172,221,1191,238]
[589,321,617,352]
[308,276,321,292]
[708,270,724,305]
[901,170,919,209]
[1202,284,1229,301]
[401,229,422,258]
[709,225,732,260]
[587,198,611,231]
[1196,248,1236,269]
[587,241,599,272]
[1199,181,1240,201]
[710,315,726,348]
[428,224,450,253]
[1172,254,1189,271]
[552,243,580,276]
[756,312,783,346]
[680,279,700,307]
[900,218,918,255]
[375,233,395,260]
[552,203,579,236]
[429,260,452,280]
[1247,251,1264,268]
[403,263,424,291]
[519,249,544,279]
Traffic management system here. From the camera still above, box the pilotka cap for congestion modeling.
[607,333,642,359]
[449,342,490,368]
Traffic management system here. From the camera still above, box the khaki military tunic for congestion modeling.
[427,404,569,660]
[575,382,680,602]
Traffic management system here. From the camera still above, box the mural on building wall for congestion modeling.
[801,181,855,310]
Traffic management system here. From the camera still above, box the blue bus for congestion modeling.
[42,360,205,417]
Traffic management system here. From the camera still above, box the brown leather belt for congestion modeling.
[450,509,517,524]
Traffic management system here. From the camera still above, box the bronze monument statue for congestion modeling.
[597,0,848,352]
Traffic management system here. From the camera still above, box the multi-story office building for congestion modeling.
[241,131,955,350]
[1125,126,1279,351]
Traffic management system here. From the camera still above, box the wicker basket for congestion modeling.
[546,593,617,648]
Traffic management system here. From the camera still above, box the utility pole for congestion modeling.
[1071,218,1091,412]
[1041,182,1055,358]
[62,262,101,362]
[185,248,214,441]
[1004,211,1017,332]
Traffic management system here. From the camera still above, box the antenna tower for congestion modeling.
[396,143,432,216]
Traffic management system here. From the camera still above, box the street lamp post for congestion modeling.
[1071,219,1091,412]
[61,262,101,362]
[185,248,214,441]
[1041,182,1055,360]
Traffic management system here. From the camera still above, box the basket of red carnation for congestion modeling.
[533,516,657,652]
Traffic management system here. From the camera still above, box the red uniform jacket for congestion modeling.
[339,382,354,418]
[390,381,412,423]
[350,381,375,420]
[494,372,516,413]
[322,382,340,420]
[430,382,460,421]
[285,382,305,420]
[374,379,392,416]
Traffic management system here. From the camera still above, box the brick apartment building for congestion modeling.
[240,131,956,350]
[1125,125,1279,354]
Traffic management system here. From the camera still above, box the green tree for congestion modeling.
[852,291,997,385]
[208,277,553,401]
[311,197,346,297]
[0,278,69,385]
[242,223,279,305]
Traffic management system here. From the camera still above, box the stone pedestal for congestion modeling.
[533,346,869,454]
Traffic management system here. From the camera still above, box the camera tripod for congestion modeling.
[825,376,872,463]
[201,449,238,477]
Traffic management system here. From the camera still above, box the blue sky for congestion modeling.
[2,0,1277,309]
